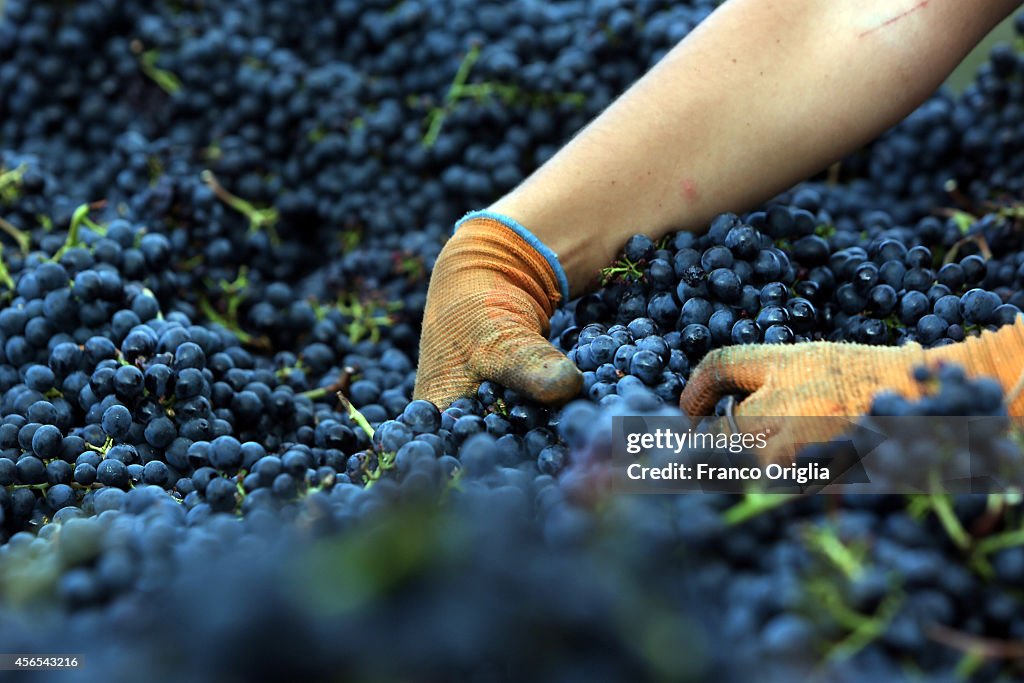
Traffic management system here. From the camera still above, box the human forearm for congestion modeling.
[491,0,1020,297]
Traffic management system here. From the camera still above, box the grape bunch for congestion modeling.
[553,202,1022,407]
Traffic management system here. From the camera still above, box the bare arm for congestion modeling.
[492,0,1021,297]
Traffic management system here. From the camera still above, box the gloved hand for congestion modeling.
[679,318,1024,460]
[414,211,583,410]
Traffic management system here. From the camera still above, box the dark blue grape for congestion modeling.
[73,462,97,486]
[96,458,130,489]
[959,288,1001,325]
[836,284,867,314]
[101,404,132,439]
[752,250,783,282]
[879,261,906,289]
[537,444,567,475]
[960,255,987,284]
[400,400,441,434]
[679,298,713,327]
[902,267,933,292]
[853,262,880,293]
[31,424,63,459]
[763,325,794,344]
[790,235,829,265]
[646,292,679,329]
[700,245,733,271]
[629,349,663,386]
[707,268,741,302]
[730,319,760,344]
[623,235,655,263]
[724,226,760,259]
[898,291,930,326]
[708,309,737,345]
[680,324,711,359]
[937,263,965,291]
[916,314,948,345]
[993,304,1022,325]
[759,282,788,307]
[755,306,789,328]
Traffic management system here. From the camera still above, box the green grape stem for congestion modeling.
[136,45,183,95]
[53,204,89,260]
[201,170,281,246]
[422,44,584,148]
[337,390,375,441]
[0,215,30,254]
[0,243,14,290]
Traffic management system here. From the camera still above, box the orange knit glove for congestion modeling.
[414,212,583,410]
[680,318,1024,460]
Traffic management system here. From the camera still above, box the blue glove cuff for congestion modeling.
[454,209,571,302]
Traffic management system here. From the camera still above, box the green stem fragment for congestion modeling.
[300,385,334,401]
[943,232,992,265]
[364,451,396,490]
[804,524,864,580]
[0,215,30,254]
[722,493,798,526]
[422,44,481,148]
[0,244,14,290]
[422,107,448,149]
[139,49,182,95]
[973,527,1024,558]
[948,210,976,235]
[599,255,645,285]
[928,622,1024,670]
[276,360,307,381]
[421,44,584,149]
[201,170,280,246]
[954,651,986,680]
[339,229,361,252]
[823,591,903,663]
[928,473,972,551]
[298,368,353,402]
[179,253,204,270]
[142,287,164,321]
[9,483,50,491]
[815,224,837,238]
[337,390,375,441]
[439,467,464,505]
[198,295,263,347]
[333,293,401,344]
[448,44,482,104]
[84,437,114,455]
[306,126,327,144]
[52,203,92,262]
[0,164,26,203]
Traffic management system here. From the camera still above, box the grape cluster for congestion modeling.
[554,203,1022,407]
[3,1,1024,680]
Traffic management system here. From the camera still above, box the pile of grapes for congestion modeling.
[3,1,1024,680]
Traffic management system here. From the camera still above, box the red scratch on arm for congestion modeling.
[859,0,929,38]
[679,177,700,203]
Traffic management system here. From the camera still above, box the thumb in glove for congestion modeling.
[414,211,582,410]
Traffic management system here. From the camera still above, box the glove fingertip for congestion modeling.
[490,348,583,406]
[524,356,583,405]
